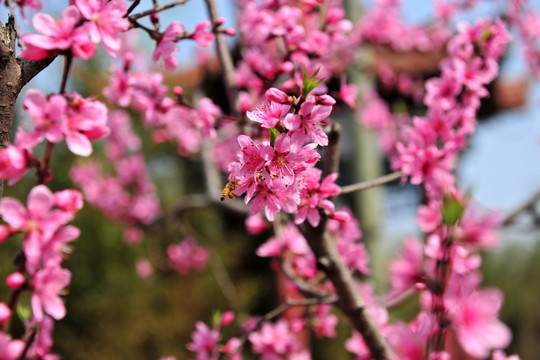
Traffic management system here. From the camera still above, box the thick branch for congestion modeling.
[0,18,56,197]
[340,171,402,195]
[300,219,392,360]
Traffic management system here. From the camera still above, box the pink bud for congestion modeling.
[223,337,241,354]
[54,189,83,212]
[6,272,25,290]
[135,258,154,280]
[315,94,336,106]
[174,86,183,98]
[223,27,237,36]
[328,210,349,223]
[0,303,11,323]
[266,87,290,104]
[245,214,268,234]
[281,61,294,73]
[414,282,427,290]
[124,227,143,245]
[221,311,235,326]
[216,17,225,26]
[0,225,10,243]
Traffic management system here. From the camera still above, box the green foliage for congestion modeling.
[442,193,467,226]
[302,67,325,99]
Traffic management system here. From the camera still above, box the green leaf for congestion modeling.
[212,310,222,328]
[441,193,466,226]
[17,303,31,322]
[269,127,279,147]
[302,67,325,98]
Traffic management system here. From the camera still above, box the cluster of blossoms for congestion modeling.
[506,0,540,77]
[70,110,159,244]
[235,0,360,108]
[185,312,239,360]
[0,185,83,358]
[353,16,518,360]
[0,89,110,184]
[167,237,209,275]
[359,0,451,52]
[227,83,349,223]
[153,17,235,71]
[103,45,225,157]
[20,0,130,60]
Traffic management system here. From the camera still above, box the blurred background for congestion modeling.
[1,0,540,359]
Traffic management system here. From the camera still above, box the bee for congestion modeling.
[220,181,237,201]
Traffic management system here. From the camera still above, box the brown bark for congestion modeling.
[0,17,54,196]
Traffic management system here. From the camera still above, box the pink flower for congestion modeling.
[20,6,96,60]
[64,93,110,156]
[247,102,290,128]
[153,21,185,71]
[245,214,268,235]
[387,237,425,300]
[0,185,73,240]
[192,20,215,47]
[167,238,208,274]
[492,350,520,360]
[23,89,67,144]
[187,321,220,359]
[386,312,435,359]
[74,0,130,56]
[284,102,332,147]
[53,189,83,212]
[0,333,24,360]
[31,265,71,321]
[256,223,309,257]
[446,274,512,358]
[248,319,300,358]
[135,258,154,280]
[339,77,358,109]
[0,145,28,185]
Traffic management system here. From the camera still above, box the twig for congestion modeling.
[18,327,38,360]
[147,193,248,232]
[280,260,330,299]
[126,0,141,15]
[204,0,239,119]
[502,189,540,226]
[127,0,190,21]
[340,171,402,195]
[322,122,341,179]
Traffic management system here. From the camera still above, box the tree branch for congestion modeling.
[127,0,190,21]
[298,121,392,359]
[300,219,392,360]
[204,0,239,119]
[0,18,56,198]
[340,171,402,195]
[502,189,540,226]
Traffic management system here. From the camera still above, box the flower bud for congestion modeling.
[315,94,336,106]
[266,87,290,104]
[0,303,10,323]
[223,27,237,36]
[6,272,25,290]
[221,311,235,326]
